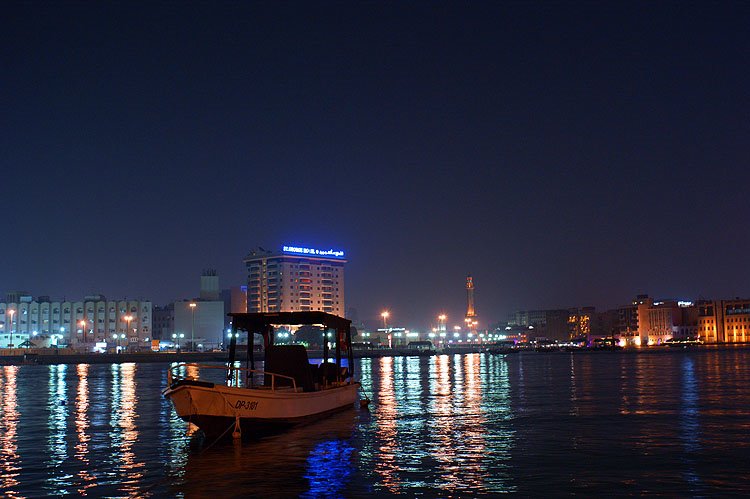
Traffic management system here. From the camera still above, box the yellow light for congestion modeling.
[189,302,197,309]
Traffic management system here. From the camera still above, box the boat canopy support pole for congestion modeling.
[245,327,254,387]
[227,324,238,386]
[335,324,342,382]
[346,323,354,380]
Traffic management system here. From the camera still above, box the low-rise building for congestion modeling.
[0,294,152,351]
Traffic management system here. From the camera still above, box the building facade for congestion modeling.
[244,245,346,317]
[170,270,226,350]
[152,303,174,340]
[635,296,698,346]
[697,299,750,343]
[0,294,152,350]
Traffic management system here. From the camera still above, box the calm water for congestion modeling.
[2,349,750,497]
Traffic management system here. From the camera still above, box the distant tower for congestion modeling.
[200,269,220,301]
[465,275,477,331]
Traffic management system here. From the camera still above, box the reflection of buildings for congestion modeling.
[244,245,346,316]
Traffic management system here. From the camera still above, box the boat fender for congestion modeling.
[232,415,241,439]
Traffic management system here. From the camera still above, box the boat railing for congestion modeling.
[167,363,299,392]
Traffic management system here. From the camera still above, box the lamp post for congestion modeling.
[8,309,15,349]
[123,315,133,352]
[79,320,87,344]
[381,310,389,329]
[189,302,197,352]
[438,314,447,333]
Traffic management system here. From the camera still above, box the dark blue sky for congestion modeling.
[2,1,748,329]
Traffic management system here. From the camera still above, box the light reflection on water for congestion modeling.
[1,350,750,496]
[0,366,21,495]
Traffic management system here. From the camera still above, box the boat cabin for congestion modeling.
[227,311,354,391]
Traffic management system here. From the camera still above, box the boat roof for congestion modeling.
[228,311,351,332]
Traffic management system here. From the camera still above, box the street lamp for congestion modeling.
[173,332,185,351]
[438,314,447,332]
[8,309,15,349]
[123,315,133,351]
[79,320,87,344]
[189,302,197,352]
[381,310,389,329]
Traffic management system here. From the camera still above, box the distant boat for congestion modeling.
[665,337,703,348]
[484,340,518,355]
[163,312,361,441]
[405,340,437,356]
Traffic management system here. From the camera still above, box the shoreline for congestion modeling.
[2,343,750,366]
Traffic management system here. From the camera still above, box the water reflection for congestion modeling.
[373,356,400,492]
[4,352,750,496]
[46,364,69,494]
[0,366,21,494]
[110,363,145,495]
[680,356,701,491]
[74,364,96,494]
[302,438,355,498]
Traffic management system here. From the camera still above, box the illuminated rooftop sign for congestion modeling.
[282,245,345,259]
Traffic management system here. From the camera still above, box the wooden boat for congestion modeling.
[163,312,360,440]
[484,340,519,355]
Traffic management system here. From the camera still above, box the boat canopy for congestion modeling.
[226,312,355,383]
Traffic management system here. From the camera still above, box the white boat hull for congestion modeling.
[163,380,360,439]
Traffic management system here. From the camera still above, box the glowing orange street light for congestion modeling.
[381,310,389,329]
[123,314,133,350]
[79,319,87,343]
[438,314,447,332]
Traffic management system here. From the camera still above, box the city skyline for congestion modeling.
[2,2,748,328]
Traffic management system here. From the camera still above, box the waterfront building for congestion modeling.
[152,303,174,340]
[635,295,697,345]
[697,298,750,343]
[507,308,570,341]
[0,294,152,351]
[244,245,346,317]
[229,285,248,313]
[568,307,595,340]
[171,270,226,350]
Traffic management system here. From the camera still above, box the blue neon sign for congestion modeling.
[282,245,345,259]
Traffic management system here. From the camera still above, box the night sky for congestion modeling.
[2,1,748,329]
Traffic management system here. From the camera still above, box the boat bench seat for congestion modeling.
[265,344,316,392]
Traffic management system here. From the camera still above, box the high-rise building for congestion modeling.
[244,245,346,317]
